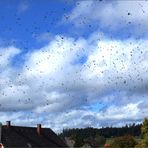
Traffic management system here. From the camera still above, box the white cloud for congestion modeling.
[0,33,148,132]
[43,102,142,132]
[0,46,20,68]
[0,101,144,133]
[65,1,148,35]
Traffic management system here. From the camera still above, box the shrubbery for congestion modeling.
[95,135,106,146]
[74,135,106,147]
[110,135,137,148]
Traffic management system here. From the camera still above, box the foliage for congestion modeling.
[60,124,141,138]
[60,124,142,148]
[74,135,85,147]
[95,135,106,146]
[135,118,148,148]
[68,131,106,147]
[110,135,137,148]
[141,118,148,137]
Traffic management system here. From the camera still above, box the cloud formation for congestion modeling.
[64,1,148,36]
[0,31,148,132]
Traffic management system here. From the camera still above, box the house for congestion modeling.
[0,121,68,148]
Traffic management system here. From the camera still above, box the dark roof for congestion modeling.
[1,125,68,148]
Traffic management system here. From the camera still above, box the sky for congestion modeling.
[0,0,148,133]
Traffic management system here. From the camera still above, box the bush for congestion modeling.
[95,135,106,146]
[74,135,84,147]
[110,135,137,148]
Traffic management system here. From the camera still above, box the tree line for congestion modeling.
[60,123,142,139]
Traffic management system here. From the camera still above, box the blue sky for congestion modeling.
[0,0,72,47]
[0,0,148,132]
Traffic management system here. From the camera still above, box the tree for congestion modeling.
[141,118,148,137]
[110,135,137,148]
[136,118,148,148]
[60,124,141,138]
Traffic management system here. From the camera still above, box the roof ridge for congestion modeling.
[3,125,52,130]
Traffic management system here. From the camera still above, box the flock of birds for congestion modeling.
[0,1,147,119]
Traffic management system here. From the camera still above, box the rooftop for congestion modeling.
[0,121,67,148]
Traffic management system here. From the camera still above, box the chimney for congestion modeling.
[6,121,11,128]
[37,124,41,135]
